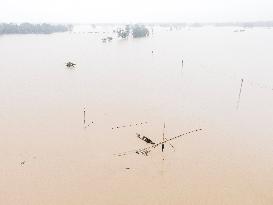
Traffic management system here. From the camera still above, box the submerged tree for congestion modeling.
[132,24,149,38]
[116,24,149,39]
[117,24,130,38]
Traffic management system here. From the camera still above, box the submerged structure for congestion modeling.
[66,62,76,68]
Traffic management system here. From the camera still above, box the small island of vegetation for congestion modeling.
[131,24,149,38]
[117,24,150,39]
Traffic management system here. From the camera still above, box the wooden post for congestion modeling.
[236,78,244,110]
[83,107,86,126]
[162,123,165,153]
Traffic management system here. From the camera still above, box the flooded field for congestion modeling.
[0,27,273,205]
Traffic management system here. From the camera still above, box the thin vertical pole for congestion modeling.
[180,59,184,77]
[236,78,244,110]
[83,107,86,126]
[162,123,165,153]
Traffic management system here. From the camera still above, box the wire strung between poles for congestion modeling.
[114,128,202,157]
[111,122,149,130]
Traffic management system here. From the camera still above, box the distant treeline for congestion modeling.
[212,21,273,28]
[95,21,273,28]
[0,23,72,34]
[155,21,273,28]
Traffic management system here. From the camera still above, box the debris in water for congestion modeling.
[136,133,155,144]
[20,161,26,166]
[87,121,94,127]
[102,37,113,43]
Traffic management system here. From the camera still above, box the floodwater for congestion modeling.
[0,26,273,205]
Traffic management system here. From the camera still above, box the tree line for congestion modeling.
[0,23,72,34]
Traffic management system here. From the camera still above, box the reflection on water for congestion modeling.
[0,27,273,205]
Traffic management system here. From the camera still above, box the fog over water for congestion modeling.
[1,0,273,23]
[0,26,273,204]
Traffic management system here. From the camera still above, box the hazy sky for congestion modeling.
[1,0,273,23]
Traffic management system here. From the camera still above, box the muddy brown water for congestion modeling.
[0,27,272,204]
